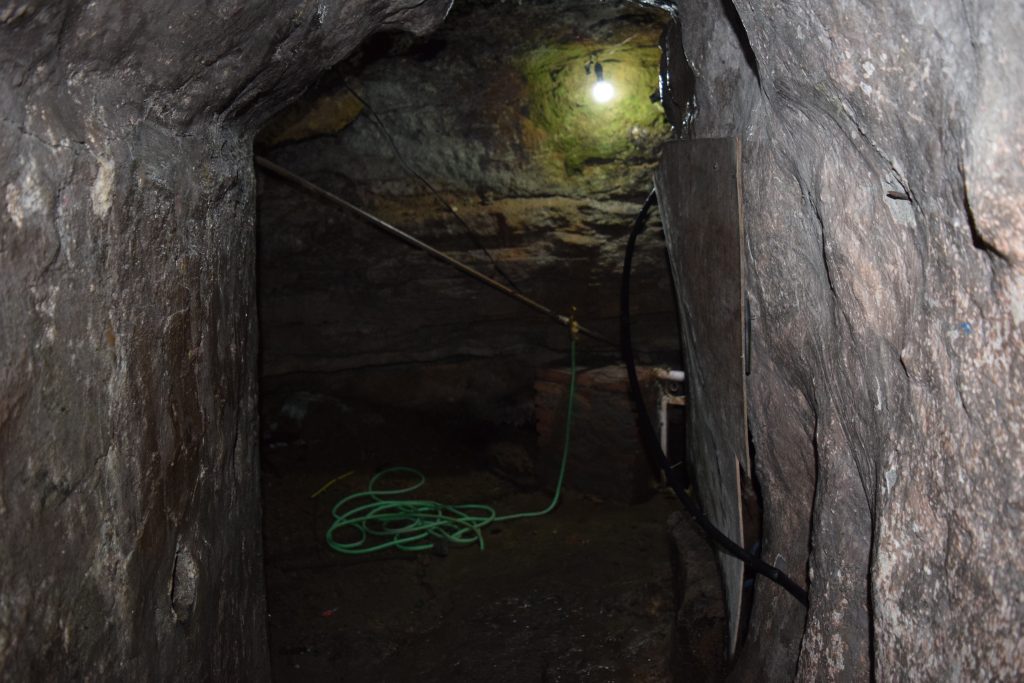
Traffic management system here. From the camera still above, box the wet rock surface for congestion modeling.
[0,1,451,679]
[673,0,1024,678]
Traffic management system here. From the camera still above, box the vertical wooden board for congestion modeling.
[654,137,748,655]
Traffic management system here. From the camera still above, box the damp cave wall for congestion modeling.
[0,1,452,679]
[670,0,1024,679]
[255,1,680,427]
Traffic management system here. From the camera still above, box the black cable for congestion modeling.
[343,83,523,293]
[620,189,809,607]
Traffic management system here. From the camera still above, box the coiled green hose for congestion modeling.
[326,336,577,555]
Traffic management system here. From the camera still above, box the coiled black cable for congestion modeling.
[620,189,809,607]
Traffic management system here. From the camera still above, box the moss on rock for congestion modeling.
[521,40,670,175]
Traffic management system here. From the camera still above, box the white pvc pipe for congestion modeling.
[654,368,686,382]
[654,368,686,454]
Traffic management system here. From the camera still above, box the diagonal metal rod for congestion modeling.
[255,156,617,348]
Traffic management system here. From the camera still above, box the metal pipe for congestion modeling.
[254,156,616,348]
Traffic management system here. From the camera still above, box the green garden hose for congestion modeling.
[326,335,578,555]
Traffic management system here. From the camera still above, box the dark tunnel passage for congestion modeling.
[252,2,734,679]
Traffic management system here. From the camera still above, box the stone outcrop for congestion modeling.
[0,1,450,679]
[256,0,679,403]
[672,0,1023,678]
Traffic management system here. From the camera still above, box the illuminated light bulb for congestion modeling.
[591,79,615,103]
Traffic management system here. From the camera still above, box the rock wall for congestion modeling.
[0,1,450,678]
[256,0,680,418]
[4,0,1020,678]
[672,0,1023,679]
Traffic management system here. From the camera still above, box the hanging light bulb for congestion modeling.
[591,62,615,104]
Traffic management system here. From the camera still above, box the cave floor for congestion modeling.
[260,399,724,682]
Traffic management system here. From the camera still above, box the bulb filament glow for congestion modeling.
[592,80,615,103]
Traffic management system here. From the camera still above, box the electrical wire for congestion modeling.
[621,189,809,607]
[343,82,523,293]
[326,333,578,555]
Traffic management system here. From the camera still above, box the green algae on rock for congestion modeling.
[520,41,671,175]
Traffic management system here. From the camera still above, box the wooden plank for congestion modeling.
[654,137,748,655]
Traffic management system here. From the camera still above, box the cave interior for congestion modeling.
[255,3,731,678]
[1,0,1022,680]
